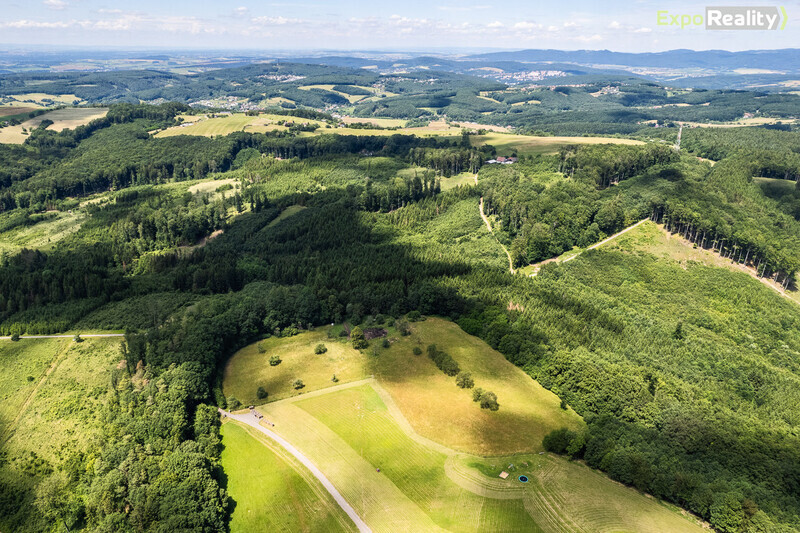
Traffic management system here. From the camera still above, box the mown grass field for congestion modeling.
[226,317,706,531]
[253,382,706,533]
[471,132,645,156]
[0,107,108,144]
[220,421,356,533]
[0,336,121,531]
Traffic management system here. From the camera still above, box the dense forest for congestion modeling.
[1,78,800,533]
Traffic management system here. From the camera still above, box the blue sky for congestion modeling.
[0,0,797,51]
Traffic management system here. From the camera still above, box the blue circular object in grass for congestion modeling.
[518,475,529,483]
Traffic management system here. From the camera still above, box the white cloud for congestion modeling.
[43,0,67,10]
[609,20,622,29]
[1,19,73,28]
[634,27,652,33]
[513,21,541,30]
[487,21,504,28]
[252,15,300,25]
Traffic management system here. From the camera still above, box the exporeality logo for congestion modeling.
[657,6,788,29]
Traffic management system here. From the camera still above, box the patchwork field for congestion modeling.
[6,93,82,106]
[0,107,108,144]
[248,380,705,533]
[0,336,121,531]
[471,132,645,156]
[224,317,706,530]
[220,421,356,533]
[225,317,579,455]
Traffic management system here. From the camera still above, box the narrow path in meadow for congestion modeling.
[1,339,72,443]
[0,333,124,340]
[479,196,515,274]
[220,408,372,533]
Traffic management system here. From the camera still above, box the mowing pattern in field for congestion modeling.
[220,421,356,533]
[296,385,539,533]
[285,383,705,533]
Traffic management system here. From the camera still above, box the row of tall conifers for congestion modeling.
[649,204,796,289]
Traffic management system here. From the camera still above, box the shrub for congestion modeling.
[257,342,267,354]
[407,310,422,322]
[73,334,83,343]
[257,387,268,400]
[479,391,499,411]
[10,333,19,342]
[227,396,241,410]
[412,346,422,356]
[293,379,305,390]
[381,338,390,348]
[472,387,484,402]
[456,371,474,389]
[331,374,338,383]
[314,343,327,354]
[269,355,282,366]
[351,326,368,349]
[427,344,460,376]
[395,320,411,336]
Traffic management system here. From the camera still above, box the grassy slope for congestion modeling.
[296,385,539,533]
[607,219,800,305]
[471,132,645,156]
[220,421,356,533]
[225,317,579,455]
[223,329,370,405]
[370,318,581,455]
[0,337,121,532]
[0,107,108,144]
[269,382,705,533]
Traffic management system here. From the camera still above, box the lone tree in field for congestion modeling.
[257,387,268,400]
[269,354,282,366]
[73,334,83,343]
[456,371,474,389]
[412,346,422,356]
[472,387,484,402]
[479,391,499,411]
[227,396,241,410]
[293,378,305,390]
[10,333,19,342]
[314,343,327,354]
[350,326,368,349]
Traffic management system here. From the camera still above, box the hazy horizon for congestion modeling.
[1,0,797,52]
